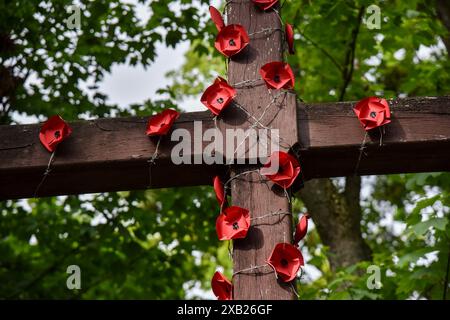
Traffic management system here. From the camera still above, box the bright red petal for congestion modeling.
[201,77,236,115]
[216,206,250,240]
[213,176,226,206]
[259,61,295,90]
[146,109,179,136]
[214,25,249,57]
[285,23,295,54]
[252,0,279,10]
[261,151,301,189]
[294,214,309,245]
[39,115,72,152]
[211,271,232,300]
[353,97,390,131]
[209,6,224,31]
[267,243,303,282]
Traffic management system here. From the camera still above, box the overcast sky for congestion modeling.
[97,0,208,113]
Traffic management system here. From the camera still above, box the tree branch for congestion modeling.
[298,178,372,270]
[435,0,450,58]
[297,6,372,271]
[292,6,343,73]
[339,6,365,101]
[295,27,343,72]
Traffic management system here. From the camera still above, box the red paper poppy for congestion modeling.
[213,175,226,206]
[294,214,310,245]
[215,24,249,58]
[201,77,236,116]
[353,97,391,131]
[39,115,73,152]
[267,243,304,282]
[285,23,295,54]
[216,206,250,240]
[211,271,232,300]
[252,0,279,10]
[259,61,295,90]
[209,6,225,31]
[260,151,301,189]
[145,109,179,136]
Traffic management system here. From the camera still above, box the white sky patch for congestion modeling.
[394,48,406,60]
[93,0,210,112]
[29,234,38,245]
[416,251,439,267]
[364,54,382,66]
[96,41,192,109]
[183,280,215,299]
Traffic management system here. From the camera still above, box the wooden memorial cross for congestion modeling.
[1,2,450,300]
[224,2,298,299]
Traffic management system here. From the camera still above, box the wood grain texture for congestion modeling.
[297,96,450,179]
[1,96,449,200]
[0,112,221,200]
[225,2,296,300]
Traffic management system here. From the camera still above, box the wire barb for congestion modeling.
[233,263,270,277]
[250,210,291,221]
[354,131,368,176]
[147,137,162,189]
[34,150,56,198]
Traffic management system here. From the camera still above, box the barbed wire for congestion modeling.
[34,150,56,198]
[147,136,162,188]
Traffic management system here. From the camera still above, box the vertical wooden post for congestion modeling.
[225,2,298,299]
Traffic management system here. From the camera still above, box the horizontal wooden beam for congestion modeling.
[0,112,222,200]
[0,96,449,200]
[297,96,450,179]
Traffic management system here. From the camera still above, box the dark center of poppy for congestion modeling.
[370,111,377,119]
[217,97,224,104]
[229,39,236,46]
[54,130,61,138]
[274,74,281,83]
[232,222,239,230]
[280,258,288,267]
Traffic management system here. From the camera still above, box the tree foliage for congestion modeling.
[0,0,449,299]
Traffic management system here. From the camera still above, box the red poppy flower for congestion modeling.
[216,206,250,240]
[259,61,295,90]
[215,25,249,57]
[211,271,232,300]
[145,109,179,136]
[267,243,304,282]
[209,6,249,57]
[201,77,236,116]
[294,214,310,245]
[260,151,301,189]
[353,97,391,131]
[252,0,279,11]
[213,176,226,206]
[39,115,72,152]
[285,23,295,54]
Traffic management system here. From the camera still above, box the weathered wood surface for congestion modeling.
[297,96,450,179]
[1,96,449,200]
[0,112,220,200]
[225,2,296,299]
